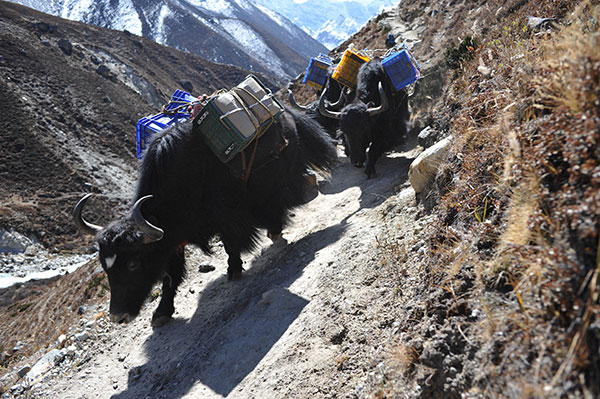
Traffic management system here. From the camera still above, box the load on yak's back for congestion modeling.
[137,75,284,164]
[192,75,285,163]
[302,53,331,90]
[136,89,195,159]
[381,43,421,92]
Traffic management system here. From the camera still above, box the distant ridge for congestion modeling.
[7,0,330,79]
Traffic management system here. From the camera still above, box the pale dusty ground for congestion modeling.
[32,140,427,399]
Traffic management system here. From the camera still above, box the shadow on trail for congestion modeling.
[112,218,351,399]
[320,151,414,210]
[356,154,413,209]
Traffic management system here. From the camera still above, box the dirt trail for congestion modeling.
[33,139,424,399]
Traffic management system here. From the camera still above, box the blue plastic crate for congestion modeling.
[136,90,194,158]
[382,45,421,91]
[164,90,196,112]
[302,54,331,90]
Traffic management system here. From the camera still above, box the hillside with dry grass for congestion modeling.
[370,0,599,396]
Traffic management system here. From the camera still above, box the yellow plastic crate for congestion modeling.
[332,48,370,88]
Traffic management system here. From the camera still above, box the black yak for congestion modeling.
[319,59,410,178]
[74,109,338,326]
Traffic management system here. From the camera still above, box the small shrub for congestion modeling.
[380,23,392,34]
[444,36,479,70]
[85,274,109,298]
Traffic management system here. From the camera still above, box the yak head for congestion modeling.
[74,194,165,323]
[319,81,388,167]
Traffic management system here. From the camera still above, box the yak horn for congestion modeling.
[366,82,389,117]
[132,195,164,244]
[328,88,346,110]
[73,194,103,235]
[287,89,309,111]
[318,89,342,120]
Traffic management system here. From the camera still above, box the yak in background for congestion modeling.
[320,59,410,178]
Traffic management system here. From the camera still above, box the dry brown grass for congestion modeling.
[434,0,598,395]
[534,3,600,114]
[373,0,599,396]
[0,261,108,380]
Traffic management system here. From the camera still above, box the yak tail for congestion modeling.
[289,109,338,176]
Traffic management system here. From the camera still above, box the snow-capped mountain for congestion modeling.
[7,0,329,79]
[250,0,397,50]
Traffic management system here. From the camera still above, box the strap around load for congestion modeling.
[233,86,278,135]
[220,89,262,134]
[193,75,285,164]
[217,85,279,141]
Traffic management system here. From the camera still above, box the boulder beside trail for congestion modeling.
[408,136,452,193]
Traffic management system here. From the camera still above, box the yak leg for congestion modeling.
[152,252,185,327]
[265,215,283,242]
[222,239,244,280]
[254,200,284,242]
[365,139,387,179]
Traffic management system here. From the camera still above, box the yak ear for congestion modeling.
[134,231,145,242]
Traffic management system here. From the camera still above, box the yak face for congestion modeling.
[339,103,372,167]
[319,81,389,169]
[97,221,164,323]
[74,194,165,323]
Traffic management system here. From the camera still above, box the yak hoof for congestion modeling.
[304,171,317,187]
[267,230,282,242]
[365,168,377,179]
[227,269,244,281]
[151,314,172,328]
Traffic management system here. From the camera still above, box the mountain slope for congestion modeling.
[8,0,329,78]
[251,0,396,49]
[0,0,262,250]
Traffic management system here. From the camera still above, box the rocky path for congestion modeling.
[23,140,427,399]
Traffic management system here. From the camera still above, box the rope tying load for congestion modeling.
[192,74,285,166]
